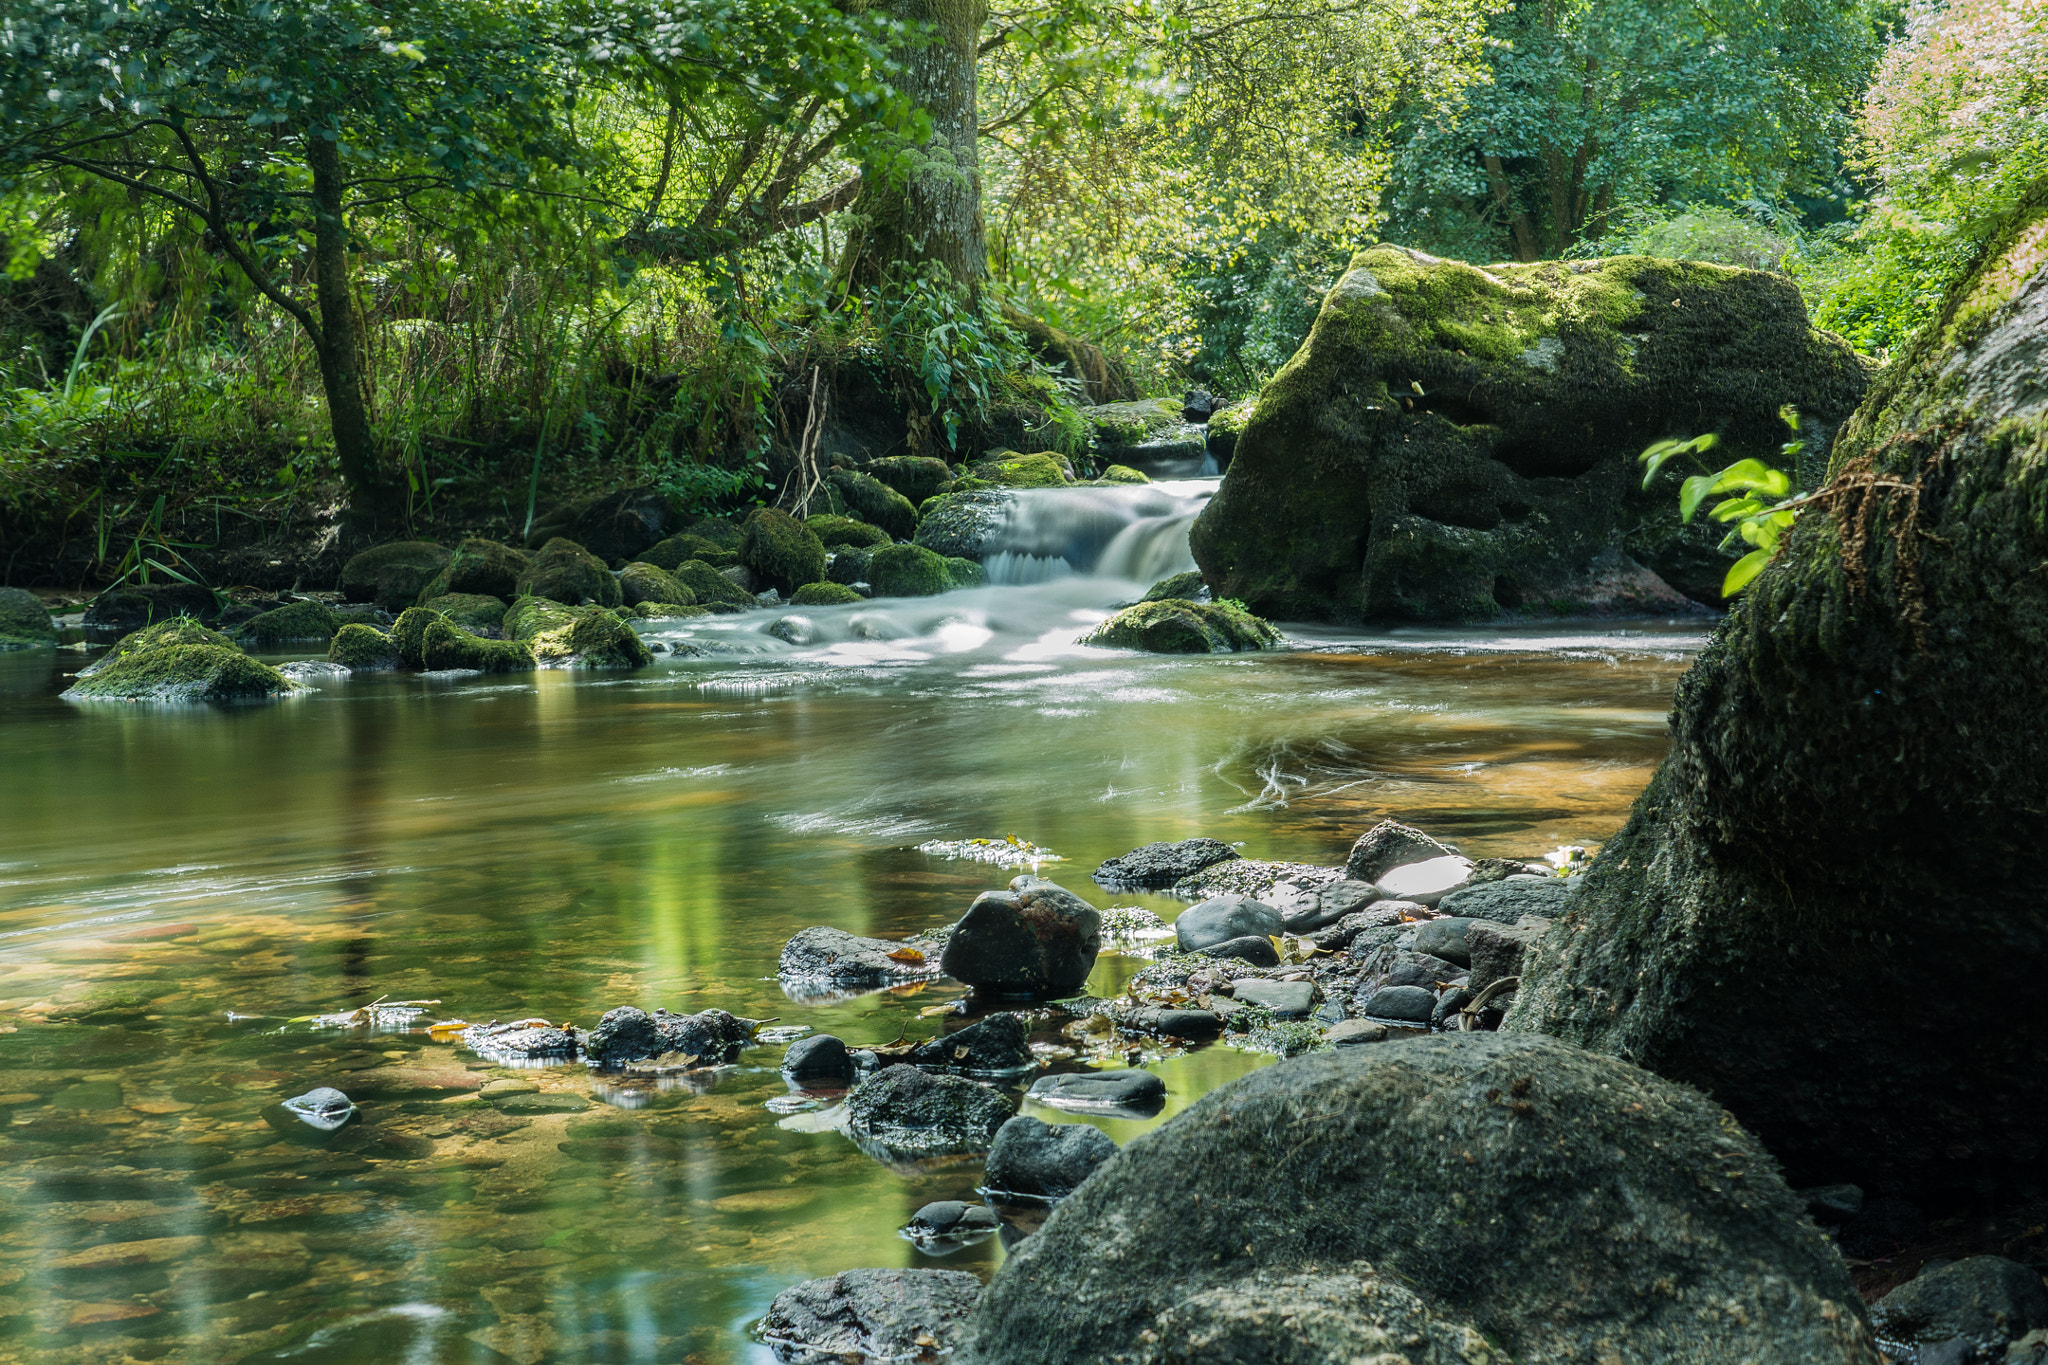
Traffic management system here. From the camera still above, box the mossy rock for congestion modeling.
[328,623,402,671]
[1205,398,1254,469]
[331,605,386,628]
[81,583,219,633]
[631,602,711,620]
[231,599,339,648]
[683,516,745,550]
[618,562,694,608]
[420,618,535,673]
[389,607,447,669]
[504,596,580,641]
[527,607,652,669]
[0,587,57,649]
[806,515,892,550]
[63,643,294,703]
[970,451,1071,489]
[1081,599,1282,653]
[1099,465,1150,485]
[1086,398,1186,447]
[739,509,827,596]
[826,468,919,539]
[418,593,508,634]
[514,537,622,608]
[1143,571,1209,602]
[791,581,863,606]
[81,617,238,677]
[943,557,985,589]
[419,538,528,601]
[524,486,681,561]
[868,543,954,597]
[1190,246,1872,622]
[640,533,736,571]
[860,456,955,506]
[674,559,758,608]
[340,541,450,605]
[1000,304,1134,404]
[913,490,1012,560]
[826,547,874,587]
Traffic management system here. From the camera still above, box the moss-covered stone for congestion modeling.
[504,596,579,641]
[1143,571,1208,602]
[913,490,1011,560]
[63,643,294,703]
[806,515,892,549]
[683,516,744,550]
[868,543,953,597]
[826,546,874,586]
[1191,246,1872,622]
[231,599,339,648]
[1099,464,1149,485]
[943,557,985,589]
[967,451,1070,489]
[1001,305,1135,404]
[81,617,236,678]
[631,601,711,619]
[388,607,447,669]
[514,537,622,607]
[527,606,653,669]
[328,623,402,671]
[524,486,682,561]
[739,509,827,596]
[1086,398,1184,446]
[618,561,693,608]
[1205,399,1253,469]
[415,593,507,635]
[825,468,919,539]
[0,587,57,649]
[860,455,955,506]
[419,618,535,673]
[419,538,528,601]
[791,581,863,606]
[1081,599,1282,653]
[674,559,758,608]
[640,533,737,570]
[339,541,450,605]
[1506,181,2048,1200]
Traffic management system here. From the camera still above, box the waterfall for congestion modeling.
[979,479,1218,584]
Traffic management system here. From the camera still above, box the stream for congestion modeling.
[0,477,1707,1364]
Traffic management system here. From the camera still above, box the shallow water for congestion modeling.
[0,528,1707,1363]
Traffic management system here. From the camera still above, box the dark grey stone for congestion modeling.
[1467,917,1553,993]
[1872,1257,2048,1363]
[1135,1263,1501,1365]
[1380,951,1463,989]
[1410,917,1479,967]
[907,1200,1000,1241]
[460,1019,581,1060]
[940,876,1102,998]
[1194,934,1280,967]
[960,1033,1874,1365]
[1363,985,1436,1023]
[1309,900,1419,952]
[905,1013,1034,1073]
[778,926,941,992]
[1122,1008,1223,1039]
[844,1065,1012,1154]
[583,1006,753,1066]
[1329,1020,1389,1046]
[1025,1070,1166,1116]
[1799,1183,1865,1223]
[759,1267,982,1363]
[783,1034,856,1081]
[1174,895,1283,952]
[1279,879,1381,934]
[1344,820,1455,883]
[984,1116,1118,1200]
[1231,980,1315,1019]
[1433,987,1474,1029]
[1094,838,1240,889]
[1440,875,1572,924]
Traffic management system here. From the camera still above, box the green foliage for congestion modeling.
[1639,410,1808,596]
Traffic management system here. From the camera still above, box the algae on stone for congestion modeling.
[63,643,294,703]
[419,618,535,673]
[739,509,828,595]
[869,543,953,597]
[503,596,580,641]
[791,581,863,606]
[1081,599,1281,653]
[913,489,1012,560]
[0,587,57,649]
[826,547,874,586]
[328,623,402,671]
[514,537,622,607]
[943,557,985,589]
[966,451,1069,489]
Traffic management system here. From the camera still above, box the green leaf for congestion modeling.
[1679,473,1717,523]
[1709,496,1766,522]
[1722,548,1773,596]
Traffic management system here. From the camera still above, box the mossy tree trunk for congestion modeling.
[1505,180,2048,1199]
[306,131,383,519]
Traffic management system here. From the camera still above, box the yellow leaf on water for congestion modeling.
[886,947,926,964]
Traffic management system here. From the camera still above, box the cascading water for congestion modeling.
[979,479,1219,585]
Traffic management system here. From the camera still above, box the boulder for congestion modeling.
[827,468,919,539]
[1002,306,1134,405]
[913,489,1011,560]
[868,542,954,597]
[984,1116,1118,1200]
[1135,1263,1505,1365]
[83,582,219,631]
[1025,1070,1166,1116]
[806,514,892,549]
[419,618,534,673]
[1080,599,1281,653]
[1467,917,1553,993]
[963,451,1072,489]
[1194,935,1281,968]
[1410,917,1479,967]
[1345,820,1456,882]
[1870,1257,2048,1363]
[1231,979,1315,1019]
[1141,571,1208,603]
[1174,895,1283,952]
[422,537,528,600]
[760,1268,983,1364]
[862,455,956,505]
[1507,184,2048,1197]
[844,1065,1011,1153]
[582,1007,754,1066]
[640,533,732,570]
[64,642,292,704]
[674,558,758,608]
[230,600,338,648]
[1189,245,1871,622]
[944,556,985,589]
[778,926,941,992]
[339,542,449,605]
[514,603,651,669]
[1100,464,1149,484]
[1377,855,1473,907]
[782,1034,857,1082]
[79,617,234,676]
[416,593,508,635]
[515,537,622,607]
[905,1013,1034,1073]
[1439,875,1571,923]
[1087,398,1205,466]
[961,1033,1877,1365]
[0,586,57,648]
[1206,398,1252,470]
[524,486,679,561]
[1093,838,1240,890]
[825,546,874,587]
[792,581,862,606]
[389,606,446,667]
[940,876,1101,997]
[740,508,828,596]
[327,623,401,672]
[617,561,692,608]
[1279,878,1380,934]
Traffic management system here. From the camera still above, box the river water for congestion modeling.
[0,478,1706,1364]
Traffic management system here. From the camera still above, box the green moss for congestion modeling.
[827,546,875,586]
[503,596,580,641]
[420,618,535,673]
[85,617,235,676]
[825,469,919,538]
[631,601,711,619]
[418,593,509,634]
[419,538,529,601]
[328,623,401,671]
[389,607,447,668]
[1086,398,1184,448]
[868,543,953,597]
[618,561,693,607]
[791,581,864,606]
[683,516,745,550]
[514,538,622,607]
[738,509,827,595]
[1099,465,1150,485]
[943,557,985,589]
[806,515,892,549]
[528,607,653,669]
[967,451,1070,489]
[1143,571,1207,602]
[231,599,339,648]
[0,587,57,649]
[860,456,955,505]
[640,533,735,571]
[673,559,758,608]
[339,541,450,604]
[63,643,294,703]
[1081,599,1282,653]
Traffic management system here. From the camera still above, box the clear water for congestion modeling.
[0,494,1707,1364]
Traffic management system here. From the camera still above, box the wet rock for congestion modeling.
[1120,1007,1223,1040]
[1411,917,1479,967]
[1231,979,1315,1019]
[1174,895,1283,952]
[913,489,1012,560]
[270,1087,356,1134]
[1195,935,1281,967]
[807,514,893,550]
[0,586,58,648]
[1329,1019,1389,1045]
[760,1268,983,1364]
[421,618,535,673]
[617,561,693,608]
[767,613,819,645]
[1872,1258,2048,1363]
[424,537,530,600]
[1141,571,1208,604]
[230,599,339,648]
[63,641,294,704]
[984,1116,1118,1200]
[1026,1069,1166,1116]
[1093,838,1240,890]
[1439,875,1571,923]
[844,1065,1012,1154]
[826,468,919,540]
[675,558,759,608]
[907,1200,1001,1245]
[583,1006,754,1067]
[491,1092,589,1115]
[869,542,955,597]
[791,581,862,606]
[2011,1330,2048,1365]
[525,486,680,562]
[1310,900,1419,952]
[962,1033,1876,1365]
[1361,984,1436,1023]
[328,622,402,672]
[1081,599,1282,653]
[741,508,829,596]
[51,1235,206,1272]
[779,926,942,993]
[905,1013,1034,1073]
[334,1067,481,1099]
[1377,950,1464,990]
[824,546,874,587]
[1137,1262,1504,1365]
[1344,820,1455,882]
[783,1034,857,1082]
[1377,856,1474,907]
[940,876,1102,998]
[1466,917,1553,993]
[1278,879,1380,934]
[461,1019,579,1060]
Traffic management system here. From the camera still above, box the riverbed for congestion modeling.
[0,488,1707,1364]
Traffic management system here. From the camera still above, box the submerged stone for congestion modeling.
[759,1268,983,1364]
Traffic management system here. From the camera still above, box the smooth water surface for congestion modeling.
[0,518,1707,1363]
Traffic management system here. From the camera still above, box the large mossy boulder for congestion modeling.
[1506,183,2048,1200]
[506,598,651,668]
[639,533,735,570]
[419,538,528,601]
[514,537,622,608]
[523,485,680,561]
[1081,599,1281,653]
[419,618,534,673]
[739,508,828,595]
[673,559,757,609]
[230,599,338,649]
[1190,246,1871,622]
[868,543,953,597]
[616,561,692,608]
[1086,398,1207,467]
[861,455,955,506]
[339,541,450,606]
[328,623,401,671]
[806,514,892,550]
[79,617,233,677]
[792,581,863,606]
[417,593,508,635]
[388,606,446,668]
[961,1034,1877,1365]
[0,587,58,649]
[826,468,919,539]
[64,642,293,703]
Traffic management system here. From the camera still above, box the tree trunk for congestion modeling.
[306,131,382,518]
[852,0,990,290]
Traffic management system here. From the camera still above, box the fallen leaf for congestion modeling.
[886,947,926,964]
